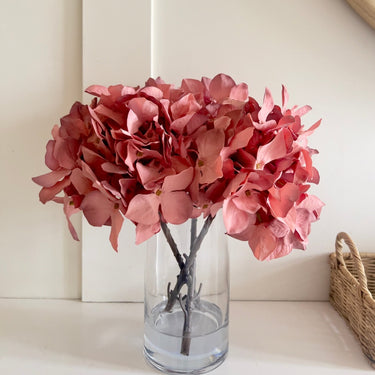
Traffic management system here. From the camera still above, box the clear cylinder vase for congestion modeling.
[144,214,229,374]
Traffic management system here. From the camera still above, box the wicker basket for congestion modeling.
[329,232,375,367]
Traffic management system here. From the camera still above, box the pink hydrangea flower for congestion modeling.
[33,74,323,260]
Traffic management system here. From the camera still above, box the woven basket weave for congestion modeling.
[329,232,375,367]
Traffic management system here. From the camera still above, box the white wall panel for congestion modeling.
[82,0,375,301]
[82,0,151,301]
[0,0,82,298]
[152,0,375,301]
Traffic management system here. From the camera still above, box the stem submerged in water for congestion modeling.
[161,215,214,356]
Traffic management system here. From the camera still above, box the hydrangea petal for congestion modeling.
[85,85,110,97]
[258,87,274,123]
[248,225,277,261]
[223,198,251,235]
[256,128,293,169]
[162,167,193,192]
[32,169,71,188]
[230,82,248,101]
[80,190,113,226]
[125,194,160,225]
[109,209,124,251]
[209,74,236,102]
[135,222,161,244]
[161,191,193,224]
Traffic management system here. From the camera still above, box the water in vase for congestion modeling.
[144,299,228,374]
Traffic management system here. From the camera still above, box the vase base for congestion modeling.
[144,300,228,374]
[144,346,227,374]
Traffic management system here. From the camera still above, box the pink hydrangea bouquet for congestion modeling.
[33,73,323,261]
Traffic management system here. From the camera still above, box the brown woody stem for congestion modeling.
[161,216,214,355]
[160,218,185,270]
[163,216,214,312]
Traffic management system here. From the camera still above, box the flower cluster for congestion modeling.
[33,74,323,260]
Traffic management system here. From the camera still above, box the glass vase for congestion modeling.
[144,214,229,374]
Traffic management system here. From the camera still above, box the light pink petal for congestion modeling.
[170,93,201,120]
[125,194,160,225]
[302,119,321,136]
[80,160,99,184]
[268,219,289,238]
[122,142,138,171]
[101,162,128,174]
[63,196,80,241]
[252,119,277,131]
[196,128,225,158]
[109,209,124,251]
[45,140,59,170]
[95,104,124,125]
[85,85,110,97]
[297,195,324,220]
[214,116,231,130]
[265,236,294,260]
[160,191,193,225]
[233,191,261,214]
[309,167,320,184]
[292,105,311,117]
[223,172,248,198]
[162,167,193,192]
[170,113,194,133]
[39,176,71,204]
[223,198,251,235]
[256,128,293,169]
[32,169,71,188]
[121,86,137,96]
[101,180,122,200]
[81,190,113,226]
[268,183,300,218]
[199,157,223,184]
[247,171,278,191]
[229,127,254,150]
[135,222,161,244]
[82,147,107,166]
[258,88,274,123]
[186,113,208,134]
[277,115,295,129]
[119,178,137,201]
[140,86,163,100]
[209,74,236,102]
[87,107,106,139]
[229,82,248,101]
[136,163,165,190]
[127,109,143,134]
[51,124,59,140]
[294,208,313,240]
[70,168,93,195]
[181,79,204,95]
[248,225,277,261]
[127,97,159,122]
[54,137,78,170]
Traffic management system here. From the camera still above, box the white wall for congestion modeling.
[1,0,374,300]
[0,0,82,298]
[82,0,375,302]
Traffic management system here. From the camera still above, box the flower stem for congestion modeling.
[179,217,198,355]
[164,215,214,313]
[162,216,214,355]
[160,218,185,270]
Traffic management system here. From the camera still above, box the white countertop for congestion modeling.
[0,300,373,374]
